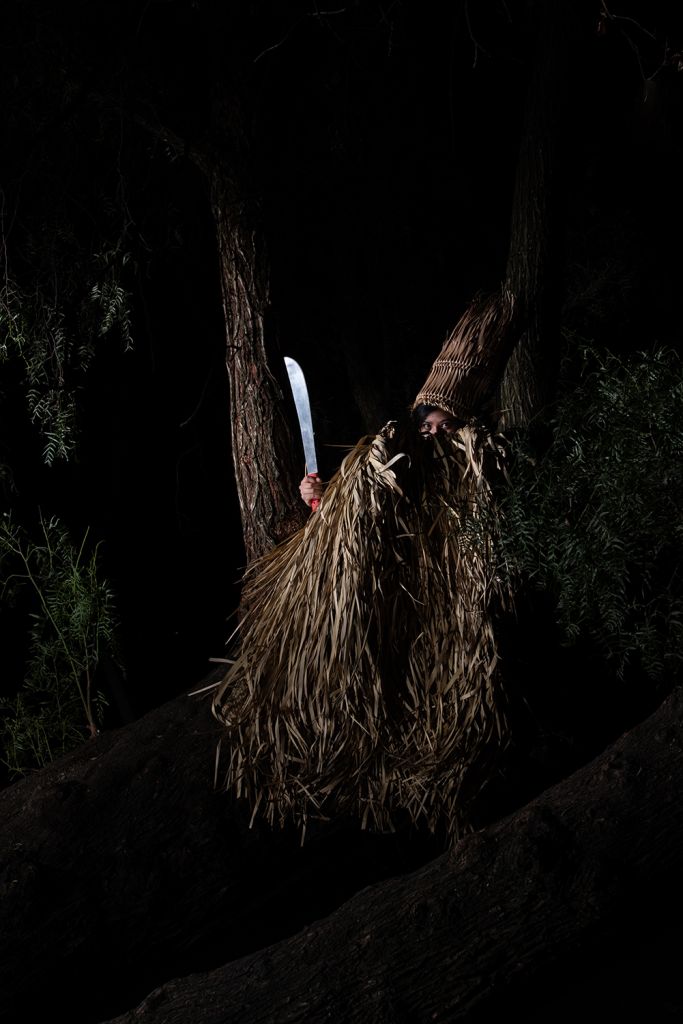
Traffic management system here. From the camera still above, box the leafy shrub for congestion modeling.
[0,249,133,465]
[501,346,683,684]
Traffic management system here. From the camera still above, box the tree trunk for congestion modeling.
[501,0,596,428]
[104,686,683,1024]
[206,108,308,561]
[143,103,309,563]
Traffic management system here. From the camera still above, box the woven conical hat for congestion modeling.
[414,289,517,420]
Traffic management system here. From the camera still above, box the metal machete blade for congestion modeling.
[284,356,318,475]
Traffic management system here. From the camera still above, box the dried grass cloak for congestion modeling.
[212,418,513,841]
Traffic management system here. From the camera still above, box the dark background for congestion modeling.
[1,0,682,721]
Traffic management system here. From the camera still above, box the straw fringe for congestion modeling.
[212,419,513,841]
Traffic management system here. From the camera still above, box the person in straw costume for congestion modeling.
[212,288,519,842]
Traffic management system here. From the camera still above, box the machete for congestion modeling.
[284,356,321,511]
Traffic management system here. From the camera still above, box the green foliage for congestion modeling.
[0,1,140,467]
[501,346,683,683]
[0,246,133,465]
[0,514,117,776]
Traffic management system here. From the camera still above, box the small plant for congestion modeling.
[0,513,117,776]
[500,345,683,684]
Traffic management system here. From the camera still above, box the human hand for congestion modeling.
[299,474,325,507]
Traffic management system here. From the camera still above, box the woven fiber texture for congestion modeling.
[414,288,517,421]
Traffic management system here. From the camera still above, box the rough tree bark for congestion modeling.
[210,157,308,561]
[138,100,309,563]
[104,686,683,1024]
[0,677,433,1024]
[183,66,310,563]
[1,681,680,1024]
[501,0,597,428]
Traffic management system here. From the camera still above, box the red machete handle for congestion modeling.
[308,472,321,512]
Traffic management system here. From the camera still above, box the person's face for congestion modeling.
[419,409,460,437]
